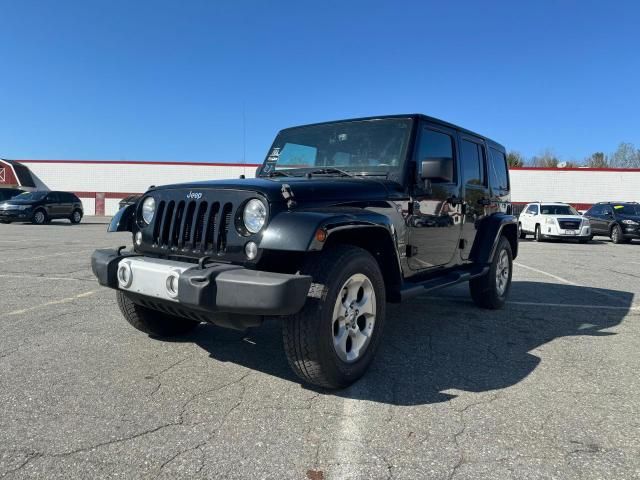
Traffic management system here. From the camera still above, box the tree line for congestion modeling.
[506,142,640,168]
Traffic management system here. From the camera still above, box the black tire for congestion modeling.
[282,245,386,389]
[116,291,200,337]
[578,237,590,244]
[32,209,48,225]
[70,209,82,224]
[0,220,10,224]
[534,224,544,242]
[611,224,624,244]
[469,236,513,310]
[518,223,526,239]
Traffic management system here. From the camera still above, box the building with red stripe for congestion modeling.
[1,159,639,216]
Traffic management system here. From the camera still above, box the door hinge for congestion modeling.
[406,245,418,257]
[459,239,466,250]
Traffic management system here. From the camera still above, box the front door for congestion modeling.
[407,124,462,270]
[44,192,60,217]
[459,136,491,260]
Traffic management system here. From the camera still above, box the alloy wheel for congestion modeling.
[331,273,376,363]
[495,249,510,296]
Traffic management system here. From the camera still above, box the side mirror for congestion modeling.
[420,157,453,183]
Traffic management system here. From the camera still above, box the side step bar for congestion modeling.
[399,265,489,301]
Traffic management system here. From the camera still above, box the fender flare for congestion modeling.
[108,204,135,232]
[469,213,518,264]
[259,210,397,252]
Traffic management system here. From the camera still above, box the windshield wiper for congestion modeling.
[266,170,292,178]
[304,167,355,178]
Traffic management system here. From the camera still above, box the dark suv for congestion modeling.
[584,202,640,243]
[0,188,24,202]
[91,114,517,388]
[0,191,84,224]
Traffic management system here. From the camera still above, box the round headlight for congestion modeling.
[141,197,156,224]
[243,199,267,233]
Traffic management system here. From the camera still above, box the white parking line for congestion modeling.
[507,301,640,312]
[515,261,630,306]
[0,250,94,264]
[0,291,96,318]
[515,262,579,286]
[0,274,85,282]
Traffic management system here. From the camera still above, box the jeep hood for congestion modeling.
[152,177,403,203]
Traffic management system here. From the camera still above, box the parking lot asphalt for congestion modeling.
[1,221,639,480]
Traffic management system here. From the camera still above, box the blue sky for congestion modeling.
[0,0,638,163]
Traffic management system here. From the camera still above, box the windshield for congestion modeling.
[12,191,47,201]
[259,118,413,177]
[540,205,579,215]
[613,204,640,215]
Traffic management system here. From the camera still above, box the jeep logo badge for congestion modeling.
[186,191,203,200]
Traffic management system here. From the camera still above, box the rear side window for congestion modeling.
[47,192,60,202]
[416,128,456,183]
[489,148,509,191]
[460,140,485,186]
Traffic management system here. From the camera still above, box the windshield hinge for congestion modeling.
[281,184,297,209]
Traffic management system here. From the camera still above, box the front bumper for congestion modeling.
[0,209,31,220]
[542,224,591,239]
[91,249,312,317]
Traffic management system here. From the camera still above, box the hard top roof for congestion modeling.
[278,114,506,151]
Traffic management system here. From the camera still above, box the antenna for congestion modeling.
[242,102,246,164]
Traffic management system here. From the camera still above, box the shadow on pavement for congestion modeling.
[172,281,634,405]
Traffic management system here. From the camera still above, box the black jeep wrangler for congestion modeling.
[92,115,517,388]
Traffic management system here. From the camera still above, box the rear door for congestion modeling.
[59,192,74,216]
[585,205,604,234]
[459,135,491,260]
[44,192,61,217]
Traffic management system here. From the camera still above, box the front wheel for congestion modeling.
[469,236,513,310]
[611,225,624,244]
[282,245,386,389]
[32,209,48,225]
[116,291,200,337]
[534,225,544,242]
[518,223,526,239]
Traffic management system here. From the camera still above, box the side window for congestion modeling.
[416,128,455,183]
[63,193,77,202]
[489,148,509,191]
[46,192,59,203]
[527,204,539,215]
[587,205,601,216]
[460,139,485,186]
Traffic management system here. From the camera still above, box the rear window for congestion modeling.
[489,148,509,191]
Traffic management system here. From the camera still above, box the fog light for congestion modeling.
[245,241,258,260]
[166,271,180,298]
[117,262,133,288]
[135,231,142,246]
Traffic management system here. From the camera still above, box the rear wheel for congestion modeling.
[117,291,200,337]
[32,209,47,225]
[70,209,82,224]
[282,245,386,389]
[469,236,513,310]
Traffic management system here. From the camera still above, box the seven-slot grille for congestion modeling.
[558,219,582,230]
[151,199,235,254]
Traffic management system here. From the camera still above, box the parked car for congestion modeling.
[0,190,83,224]
[91,114,517,388]
[584,202,640,244]
[518,202,591,243]
[119,195,142,210]
[0,188,24,202]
